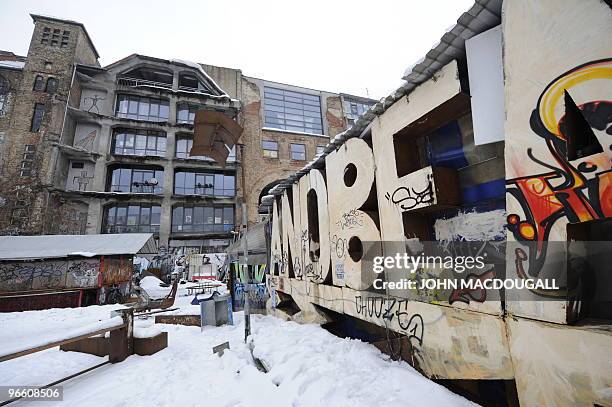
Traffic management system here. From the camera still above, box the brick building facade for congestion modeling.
[0,14,374,253]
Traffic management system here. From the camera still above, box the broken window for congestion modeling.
[563,90,604,160]
[175,136,236,161]
[30,103,45,132]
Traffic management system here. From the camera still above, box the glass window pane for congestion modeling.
[116,207,127,225]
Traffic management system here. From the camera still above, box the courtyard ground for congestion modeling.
[0,285,476,407]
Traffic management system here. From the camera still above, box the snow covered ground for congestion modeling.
[0,289,476,406]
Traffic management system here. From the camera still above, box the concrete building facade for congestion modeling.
[0,15,374,255]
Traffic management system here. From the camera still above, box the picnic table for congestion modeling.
[186,281,224,295]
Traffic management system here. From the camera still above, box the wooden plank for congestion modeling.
[0,324,125,363]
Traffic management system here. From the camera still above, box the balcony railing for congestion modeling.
[117,76,172,90]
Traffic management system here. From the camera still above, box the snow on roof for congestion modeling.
[0,233,157,261]
[170,58,229,97]
[0,60,25,70]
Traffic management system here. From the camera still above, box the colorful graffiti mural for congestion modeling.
[231,263,268,311]
[506,59,612,282]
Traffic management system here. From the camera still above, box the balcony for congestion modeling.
[385,166,461,213]
[117,76,173,90]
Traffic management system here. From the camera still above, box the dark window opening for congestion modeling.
[45,77,58,94]
[33,75,45,91]
[567,218,612,322]
[343,163,357,187]
[120,67,173,88]
[307,189,320,262]
[348,236,363,262]
[71,161,84,169]
[31,103,45,132]
[562,90,604,160]
[178,74,206,92]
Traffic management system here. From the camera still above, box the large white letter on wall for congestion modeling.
[326,138,381,290]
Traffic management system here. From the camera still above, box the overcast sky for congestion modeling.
[0,0,473,99]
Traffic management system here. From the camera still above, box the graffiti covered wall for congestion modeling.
[0,258,100,293]
[266,1,612,404]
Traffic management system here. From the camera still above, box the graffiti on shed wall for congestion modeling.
[0,259,100,292]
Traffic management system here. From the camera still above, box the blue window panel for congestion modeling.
[427,121,469,169]
[460,178,506,205]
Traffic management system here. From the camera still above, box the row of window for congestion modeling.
[115,87,326,137]
[33,76,58,94]
[115,95,225,125]
[109,129,236,161]
[102,204,234,234]
[105,166,236,197]
[262,140,324,161]
[41,27,70,48]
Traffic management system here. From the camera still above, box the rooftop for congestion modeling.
[0,234,158,261]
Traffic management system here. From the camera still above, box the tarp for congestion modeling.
[0,233,157,261]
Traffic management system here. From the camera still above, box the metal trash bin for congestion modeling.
[198,291,233,327]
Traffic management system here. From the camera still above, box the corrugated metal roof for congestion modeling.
[0,234,157,261]
[262,0,502,206]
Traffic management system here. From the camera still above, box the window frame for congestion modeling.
[174,171,235,197]
[262,140,279,158]
[103,204,161,234]
[290,143,306,161]
[171,205,235,233]
[31,103,45,132]
[263,86,323,135]
[107,166,164,194]
[45,77,58,94]
[115,94,169,122]
[176,135,236,161]
[112,129,166,157]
